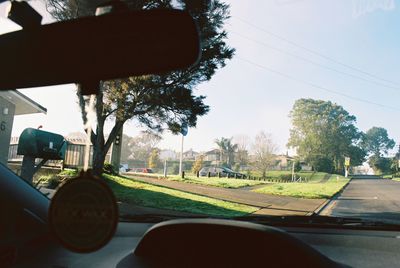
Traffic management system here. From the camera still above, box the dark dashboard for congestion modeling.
[13,220,400,268]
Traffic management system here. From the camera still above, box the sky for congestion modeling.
[1,0,400,155]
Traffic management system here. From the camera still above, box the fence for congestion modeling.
[8,139,111,169]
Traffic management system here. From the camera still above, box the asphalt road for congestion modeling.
[321,176,400,224]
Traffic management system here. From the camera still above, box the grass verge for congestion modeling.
[104,174,258,217]
[253,175,349,199]
[166,175,269,188]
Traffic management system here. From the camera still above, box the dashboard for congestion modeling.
[13,220,400,268]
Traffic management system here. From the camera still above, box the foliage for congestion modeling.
[191,155,204,174]
[288,99,365,174]
[172,163,180,175]
[276,174,293,181]
[36,174,63,189]
[46,0,235,175]
[148,149,161,169]
[368,156,391,174]
[361,127,395,157]
[251,131,278,178]
[103,162,116,175]
[233,163,241,172]
[390,158,399,173]
[125,132,161,162]
[47,175,62,189]
[313,157,334,173]
[59,169,78,177]
[214,137,237,167]
[233,135,250,166]
[294,161,302,172]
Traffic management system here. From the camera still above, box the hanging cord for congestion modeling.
[83,94,96,171]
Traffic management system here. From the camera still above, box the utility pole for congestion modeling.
[179,122,188,176]
[291,161,295,182]
[163,160,167,177]
[179,135,184,175]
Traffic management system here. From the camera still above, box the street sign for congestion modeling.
[180,122,188,136]
[345,157,350,166]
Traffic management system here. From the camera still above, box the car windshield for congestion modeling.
[2,0,400,227]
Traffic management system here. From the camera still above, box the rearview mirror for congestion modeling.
[0,9,200,92]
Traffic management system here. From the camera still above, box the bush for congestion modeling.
[59,169,78,177]
[233,163,240,172]
[294,161,302,172]
[368,156,391,175]
[277,174,292,181]
[172,164,180,175]
[47,175,62,189]
[313,157,334,173]
[103,162,116,175]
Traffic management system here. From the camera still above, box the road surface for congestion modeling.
[321,176,400,224]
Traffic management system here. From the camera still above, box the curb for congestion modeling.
[311,177,353,215]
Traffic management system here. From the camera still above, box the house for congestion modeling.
[275,154,294,170]
[203,149,220,165]
[182,149,199,160]
[159,149,178,161]
[1,90,46,166]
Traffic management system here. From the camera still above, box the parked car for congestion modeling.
[132,168,154,173]
[119,164,130,173]
[199,166,246,178]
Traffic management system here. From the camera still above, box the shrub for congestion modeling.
[313,157,334,173]
[59,169,78,177]
[294,161,302,172]
[103,162,116,175]
[172,164,180,175]
[277,174,292,181]
[46,175,62,189]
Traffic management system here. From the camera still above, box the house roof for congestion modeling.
[205,149,220,155]
[183,149,198,155]
[0,90,47,115]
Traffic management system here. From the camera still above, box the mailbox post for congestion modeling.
[18,128,66,184]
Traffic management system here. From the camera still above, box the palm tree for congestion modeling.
[226,141,238,167]
[215,137,237,167]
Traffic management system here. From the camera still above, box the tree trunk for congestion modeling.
[92,147,106,176]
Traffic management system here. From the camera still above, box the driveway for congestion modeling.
[320,176,400,224]
[123,174,325,216]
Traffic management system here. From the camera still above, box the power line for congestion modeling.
[233,16,400,87]
[237,56,400,111]
[231,31,400,92]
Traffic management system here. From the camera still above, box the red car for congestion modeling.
[132,168,153,173]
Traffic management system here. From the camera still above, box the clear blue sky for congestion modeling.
[1,1,400,155]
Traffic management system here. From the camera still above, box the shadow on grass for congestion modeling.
[105,178,254,218]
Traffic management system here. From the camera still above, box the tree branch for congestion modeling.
[77,84,97,144]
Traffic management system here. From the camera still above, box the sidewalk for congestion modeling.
[123,174,325,216]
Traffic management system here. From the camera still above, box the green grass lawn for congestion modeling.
[104,174,258,217]
[249,170,327,182]
[253,175,349,199]
[166,175,269,188]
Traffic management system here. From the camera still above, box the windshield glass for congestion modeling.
[2,0,400,226]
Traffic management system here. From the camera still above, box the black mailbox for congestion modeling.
[17,128,67,160]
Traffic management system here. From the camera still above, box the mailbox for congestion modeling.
[17,128,67,160]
